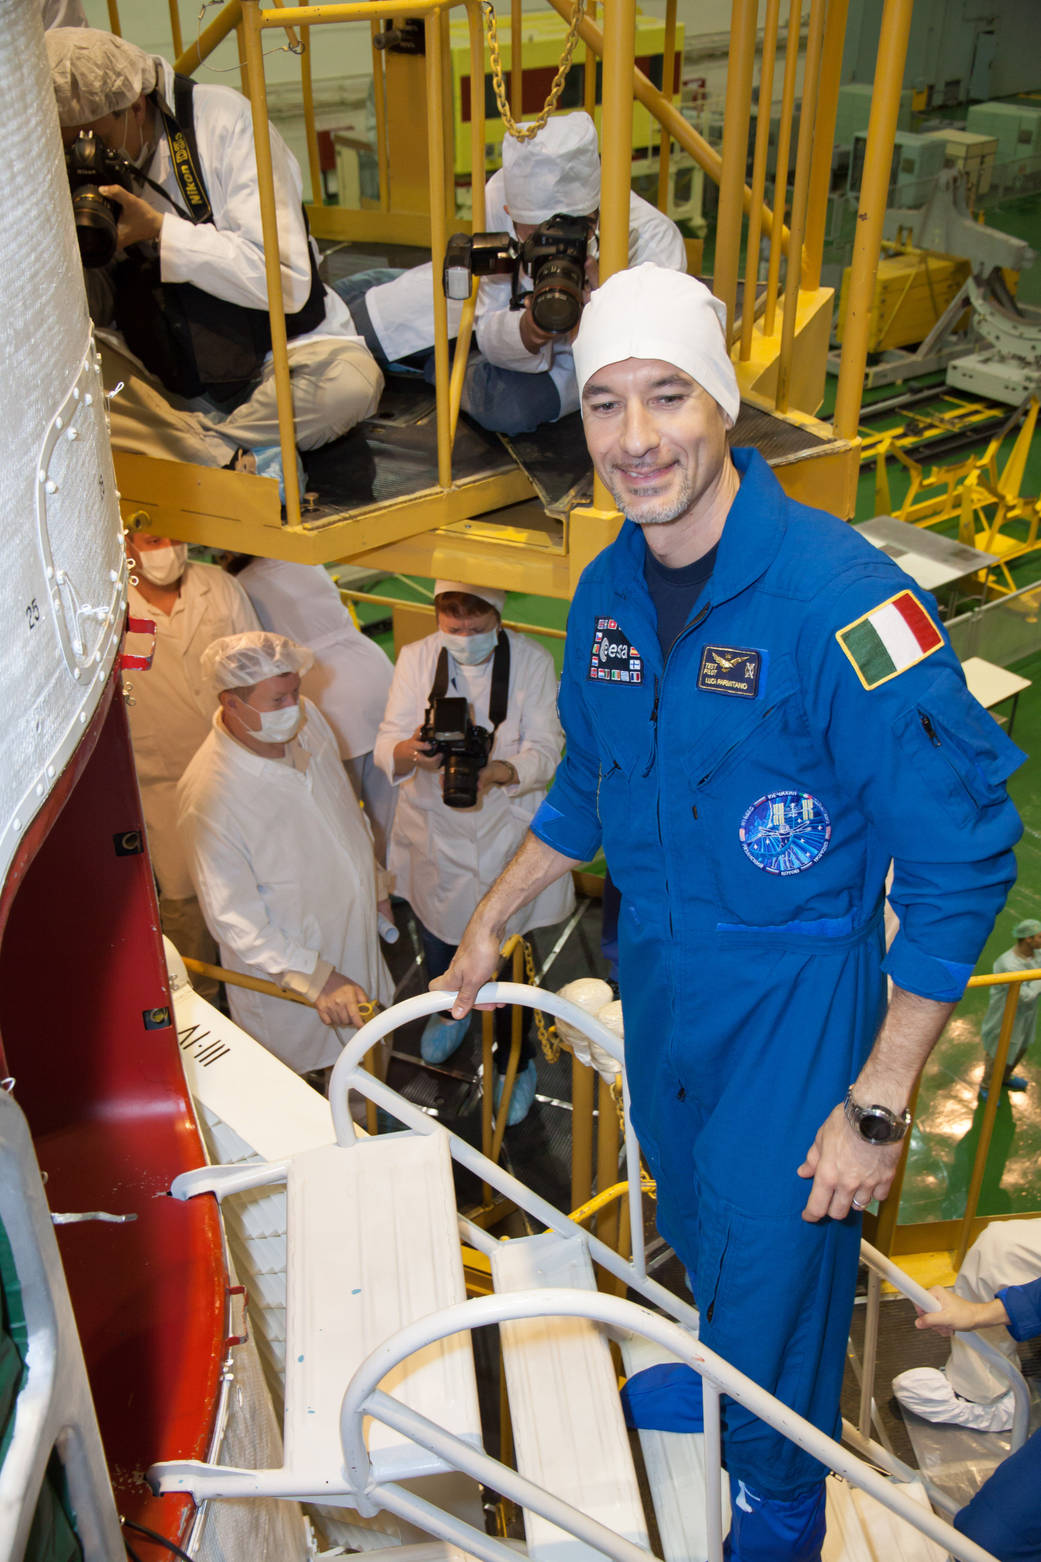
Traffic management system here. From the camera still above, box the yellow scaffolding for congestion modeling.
[111,0,909,584]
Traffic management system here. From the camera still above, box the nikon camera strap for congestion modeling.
[431,631,511,731]
[161,76,213,223]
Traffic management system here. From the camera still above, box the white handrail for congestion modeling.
[330,981,644,1276]
[312,990,1008,1561]
[338,1288,1001,1562]
[860,1238,1032,1449]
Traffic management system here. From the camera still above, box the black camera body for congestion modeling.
[443,212,591,336]
[65,131,135,269]
[419,695,493,809]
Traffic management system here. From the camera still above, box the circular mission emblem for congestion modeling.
[739,791,831,876]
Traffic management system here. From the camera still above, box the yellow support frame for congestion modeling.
[116,0,907,577]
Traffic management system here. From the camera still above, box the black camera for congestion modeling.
[419,695,493,809]
[65,131,135,268]
[443,212,591,336]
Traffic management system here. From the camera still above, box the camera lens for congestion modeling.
[441,753,482,809]
[72,189,120,268]
[531,256,585,335]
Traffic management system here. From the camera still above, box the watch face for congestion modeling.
[858,1111,896,1143]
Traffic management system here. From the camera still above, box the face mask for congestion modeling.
[252,702,303,743]
[441,628,498,666]
[135,543,187,586]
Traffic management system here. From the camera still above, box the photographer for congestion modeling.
[47,28,383,499]
[462,111,685,435]
[374,583,573,1123]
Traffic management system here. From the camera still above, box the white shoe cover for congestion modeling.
[892,1367,1015,1431]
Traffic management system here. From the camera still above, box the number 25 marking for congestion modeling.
[26,599,40,630]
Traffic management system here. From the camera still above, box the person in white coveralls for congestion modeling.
[374,582,573,1123]
[178,631,392,1076]
[229,556,396,862]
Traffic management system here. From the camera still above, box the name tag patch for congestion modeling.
[740,791,831,875]
[698,645,762,697]
[589,618,643,684]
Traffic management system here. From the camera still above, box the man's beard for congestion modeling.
[605,468,693,528]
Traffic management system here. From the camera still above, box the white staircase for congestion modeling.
[492,1232,648,1561]
[151,982,1001,1562]
[618,1334,730,1562]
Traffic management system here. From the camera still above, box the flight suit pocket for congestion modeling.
[901,677,1022,828]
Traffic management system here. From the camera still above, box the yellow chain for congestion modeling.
[481,0,586,142]
[519,937,560,1061]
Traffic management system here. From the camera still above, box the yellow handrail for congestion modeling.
[873,965,1041,1260]
[542,0,793,257]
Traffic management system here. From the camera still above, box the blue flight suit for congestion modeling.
[532,448,1022,1551]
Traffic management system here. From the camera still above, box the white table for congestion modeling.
[962,656,1032,736]
[854,515,998,602]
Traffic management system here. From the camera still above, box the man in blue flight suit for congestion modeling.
[432,264,1023,1560]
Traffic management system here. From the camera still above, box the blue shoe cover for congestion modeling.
[493,1059,537,1126]
[252,442,307,505]
[420,1011,470,1064]
[621,1363,705,1431]
[1004,1072,1028,1091]
[724,1478,826,1562]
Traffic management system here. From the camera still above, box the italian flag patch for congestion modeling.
[836,590,944,690]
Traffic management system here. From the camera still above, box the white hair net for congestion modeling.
[1014,918,1041,939]
[47,26,158,126]
[502,112,600,224]
[201,631,315,692]
[434,579,506,616]
[573,264,741,427]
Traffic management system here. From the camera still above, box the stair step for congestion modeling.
[285,1132,481,1486]
[491,1232,649,1562]
[823,1475,949,1562]
[618,1334,729,1562]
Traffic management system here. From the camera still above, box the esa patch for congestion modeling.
[588,617,643,684]
[836,590,943,690]
[697,645,762,697]
[740,791,831,876]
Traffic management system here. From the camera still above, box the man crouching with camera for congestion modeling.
[374,582,573,1123]
[458,111,686,436]
[47,27,382,501]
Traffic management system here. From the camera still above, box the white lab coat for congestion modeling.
[127,562,259,899]
[236,559,393,760]
[178,700,392,1072]
[108,58,360,354]
[363,264,465,364]
[374,630,574,944]
[473,173,687,412]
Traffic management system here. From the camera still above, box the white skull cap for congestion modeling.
[201,631,315,692]
[47,27,158,125]
[434,580,506,616]
[502,112,601,224]
[574,263,741,427]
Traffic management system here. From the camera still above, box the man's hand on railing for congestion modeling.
[914,1287,1011,1338]
[315,971,371,1029]
[429,918,505,1018]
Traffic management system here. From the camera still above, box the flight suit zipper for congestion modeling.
[649,602,711,938]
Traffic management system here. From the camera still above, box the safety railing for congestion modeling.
[150,0,905,525]
[315,984,1002,1562]
[847,1238,1031,1524]
[181,942,576,1197]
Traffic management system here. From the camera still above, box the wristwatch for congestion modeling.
[843,1088,912,1145]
